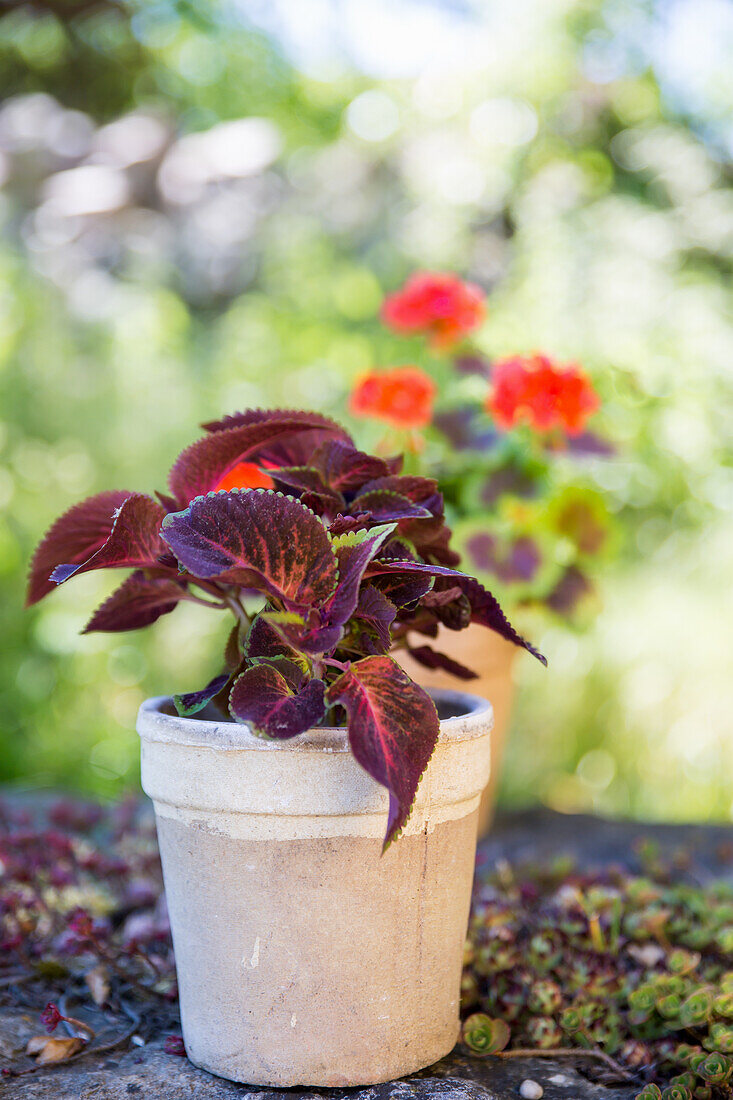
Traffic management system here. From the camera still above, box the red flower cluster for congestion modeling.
[486,354,599,435]
[350,366,436,429]
[381,272,485,350]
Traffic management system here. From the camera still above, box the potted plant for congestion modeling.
[350,272,614,832]
[27,409,544,1087]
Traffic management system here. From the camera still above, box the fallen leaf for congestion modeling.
[85,964,110,1006]
[26,1036,86,1064]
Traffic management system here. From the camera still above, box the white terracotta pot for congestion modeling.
[398,626,518,836]
[137,689,493,1088]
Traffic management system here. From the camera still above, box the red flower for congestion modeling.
[164,1035,186,1057]
[350,367,436,429]
[381,272,485,350]
[214,462,275,493]
[40,1003,62,1033]
[486,354,599,435]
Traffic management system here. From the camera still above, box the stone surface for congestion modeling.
[2,808,731,1098]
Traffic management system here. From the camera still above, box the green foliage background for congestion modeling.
[0,0,731,819]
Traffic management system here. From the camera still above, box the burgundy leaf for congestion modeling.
[421,586,464,609]
[328,513,371,537]
[245,613,304,663]
[354,585,397,651]
[367,560,546,664]
[406,644,478,681]
[161,490,339,610]
[202,408,350,437]
[174,673,230,717]
[359,475,439,504]
[50,495,167,586]
[83,572,185,633]
[245,615,311,681]
[274,618,345,656]
[313,441,391,493]
[326,656,439,849]
[27,490,133,606]
[371,570,434,609]
[326,525,396,627]
[169,415,348,504]
[229,665,326,738]
[350,490,432,523]
[272,466,339,501]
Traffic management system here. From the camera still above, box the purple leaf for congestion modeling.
[453,354,492,377]
[434,407,498,451]
[50,495,167,586]
[202,408,350,438]
[350,490,432,523]
[229,665,326,738]
[313,441,391,493]
[545,566,593,615]
[564,431,614,457]
[161,490,339,610]
[251,610,339,663]
[272,466,340,503]
[367,560,546,664]
[169,415,349,504]
[354,586,397,651]
[27,490,134,606]
[83,572,186,633]
[174,673,230,717]
[245,614,304,663]
[326,525,396,627]
[371,570,434,609]
[359,475,439,504]
[328,513,371,537]
[326,656,439,850]
[406,644,478,681]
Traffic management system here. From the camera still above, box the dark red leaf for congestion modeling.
[350,490,432,522]
[26,490,133,606]
[313,441,391,492]
[174,673,230,717]
[326,656,439,849]
[202,408,350,437]
[354,585,397,651]
[327,525,396,627]
[161,490,339,610]
[83,572,186,633]
[359,475,439,503]
[245,613,304,663]
[406,644,477,681]
[420,586,464,608]
[372,570,434,609]
[169,415,349,504]
[328,513,371,537]
[229,665,326,738]
[368,560,546,664]
[50,495,167,586]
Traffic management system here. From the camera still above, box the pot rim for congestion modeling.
[137,688,493,753]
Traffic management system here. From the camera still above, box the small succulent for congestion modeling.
[462,1014,511,1055]
[463,846,733,1096]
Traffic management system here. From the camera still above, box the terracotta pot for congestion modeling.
[137,689,492,1087]
[398,625,518,835]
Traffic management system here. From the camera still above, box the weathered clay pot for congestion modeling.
[398,625,517,835]
[137,689,492,1088]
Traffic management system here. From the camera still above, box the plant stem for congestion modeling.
[491,1047,633,1081]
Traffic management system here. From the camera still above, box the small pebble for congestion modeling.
[519,1080,544,1100]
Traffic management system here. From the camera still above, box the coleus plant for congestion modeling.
[27,410,544,848]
